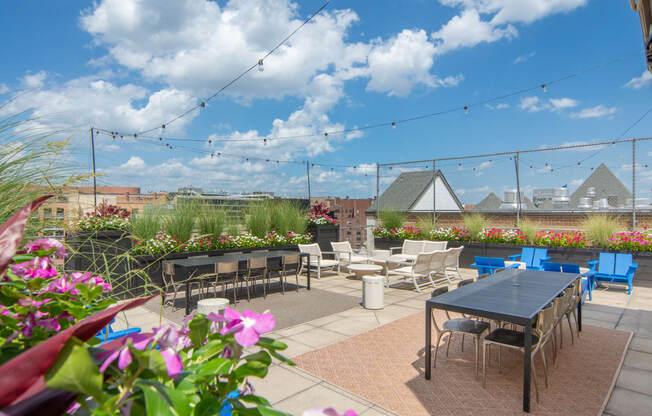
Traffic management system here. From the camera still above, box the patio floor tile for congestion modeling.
[604,386,652,416]
[274,384,371,415]
[623,350,652,372]
[629,335,652,354]
[251,364,317,404]
[286,327,347,348]
[615,366,652,396]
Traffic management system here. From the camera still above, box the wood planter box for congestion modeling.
[374,237,652,282]
[308,224,339,252]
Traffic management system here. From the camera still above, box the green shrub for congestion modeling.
[268,201,290,235]
[197,206,226,236]
[130,207,161,241]
[518,218,539,245]
[247,202,270,238]
[277,200,307,234]
[164,201,198,242]
[582,215,623,248]
[416,217,436,238]
[463,213,488,239]
[379,210,405,230]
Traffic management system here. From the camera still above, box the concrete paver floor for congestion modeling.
[113,269,652,415]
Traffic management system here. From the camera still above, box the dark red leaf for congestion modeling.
[0,195,53,276]
[0,295,158,406]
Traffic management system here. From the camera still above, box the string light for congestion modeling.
[391,121,396,129]
[208,139,212,145]
[200,102,206,108]
[324,132,328,137]
[541,84,547,93]
[464,106,469,115]
[258,59,264,72]
[263,138,267,145]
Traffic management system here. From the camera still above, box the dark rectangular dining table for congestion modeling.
[425,268,582,412]
[169,250,311,314]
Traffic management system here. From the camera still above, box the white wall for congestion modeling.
[410,177,461,212]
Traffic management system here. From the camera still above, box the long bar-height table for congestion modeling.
[170,250,311,314]
[425,268,582,413]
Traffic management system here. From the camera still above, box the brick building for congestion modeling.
[311,196,374,249]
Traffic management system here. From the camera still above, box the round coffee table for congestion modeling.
[347,264,383,279]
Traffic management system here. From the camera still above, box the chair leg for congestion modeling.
[433,332,443,368]
[475,335,480,377]
[295,271,300,293]
[446,333,452,357]
[413,276,422,293]
[461,333,465,352]
[572,307,580,338]
[566,313,574,345]
[541,347,549,389]
[482,342,488,388]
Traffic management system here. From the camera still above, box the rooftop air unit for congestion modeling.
[499,190,519,210]
[552,187,570,210]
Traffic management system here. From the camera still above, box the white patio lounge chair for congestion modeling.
[389,240,425,263]
[386,251,436,292]
[298,243,339,279]
[331,241,371,273]
[429,250,449,285]
[423,241,447,252]
[443,246,464,282]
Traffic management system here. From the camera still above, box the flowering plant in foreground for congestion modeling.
[47,307,357,415]
[0,238,115,365]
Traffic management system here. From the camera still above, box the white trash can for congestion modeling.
[362,275,384,310]
[197,298,230,315]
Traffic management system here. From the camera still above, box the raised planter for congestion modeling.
[308,224,339,252]
[374,237,652,282]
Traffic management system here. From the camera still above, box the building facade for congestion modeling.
[311,196,374,249]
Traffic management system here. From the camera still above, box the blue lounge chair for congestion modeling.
[542,262,561,272]
[586,253,638,298]
[508,247,550,270]
[95,318,141,345]
[561,264,580,274]
[471,256,519,276]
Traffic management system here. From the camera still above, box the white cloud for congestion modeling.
[432,9,517,54]
[432,0,586,54]
[0,84,9,94]
[570,105,618,119]
[120,156,146,170]
[365,29,462,96]
[519,96,578,113]
[485,103,509,110]
[103,143,121,152]
[514,52,535,63]
[624,71,652,89]
[22,71,47,89]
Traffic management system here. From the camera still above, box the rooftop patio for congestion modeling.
[112,266,652,415]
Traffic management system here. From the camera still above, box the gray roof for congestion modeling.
[570,163,631,208]
[367,170,463,213]
[472,192,535,211]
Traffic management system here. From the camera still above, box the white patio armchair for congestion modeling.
[423,241,447,252]
[443,246,464,282]
[298,243,339,279]
[389,240,425,263]
[386,251,436,292]
[330,241,371,273]
[428,250,450,285]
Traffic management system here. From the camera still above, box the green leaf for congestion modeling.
[193,340,226,360]
[188,315,210,347]
[256,406,293,416]
[257,337,287,351]
[139,381,191,416]
[243,350,271,366]
[268,350,295,366]
[196,357,233,376]
[45,337,105,402]
[239,395,270,406]
[233,360,269,379]
[194,397,223,416]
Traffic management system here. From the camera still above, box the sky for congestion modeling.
[1,0,651,204]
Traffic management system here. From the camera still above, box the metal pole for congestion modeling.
[632,139,636,230]
[514,152,521,225]
[432,160,437,223]
[376,163,380,212]
[306,161,311,203]
[90,128,97,213]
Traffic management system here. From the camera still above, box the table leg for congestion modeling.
[523,321,532,413]
[577,300,582,332]
[425,304,432,380]
[307,256,311,290]
[185,281,191,315]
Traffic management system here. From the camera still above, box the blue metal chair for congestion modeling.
[561,264,580,274]
[508,247,550,270]
[471,256,492,276]
[586,253,638,299]
[541,262,561,272]
[95,318,141,345]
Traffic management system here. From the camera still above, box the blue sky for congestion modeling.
[1,0,651,204]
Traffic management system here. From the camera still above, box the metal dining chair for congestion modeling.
[430,287,490,376]
[244,257,268,300]
[209,261,239,304]
[483,304,555,403]
[162,261,202,310]
[476,273,490,280]
[281,254,300,293]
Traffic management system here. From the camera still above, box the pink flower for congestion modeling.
[217,307,275,348]
[12,258,58,280]
[25,238,66,258]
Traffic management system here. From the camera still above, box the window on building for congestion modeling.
[347,231,351,235]
[43,209,52,219]
[56,208,64,219]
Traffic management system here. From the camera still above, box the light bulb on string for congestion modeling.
[263,138,267,145]
[541,84,547,93]
[391,121,396,129]
[200,102,205,108]
[208,139,212,145]
[464,106,469,115]
[257,59,264,72]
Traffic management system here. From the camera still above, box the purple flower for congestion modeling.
[45,277,78,294]
[36,318,61,332]
[160,349,183,378]
[218,308,275,348]
[25,238,66,258]
[18,298,51,308]
[302,408,358,416]
[98,333,153,372]
[12,257,58,280]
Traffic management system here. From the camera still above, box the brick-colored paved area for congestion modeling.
[294,310,630,415]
